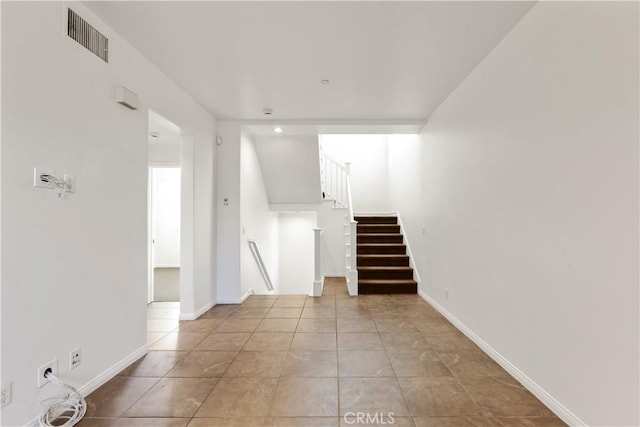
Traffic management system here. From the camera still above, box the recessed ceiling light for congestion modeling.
[320,79,330,85]
[149,131,160,139]
[274,127,283,133]
[263,108,273,115]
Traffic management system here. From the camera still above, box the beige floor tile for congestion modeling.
[265,417,338,427]
[148,318,179,332]
[84,377,160,418]
[336,317,377,332]
[291,332,337,350]
[339,377,410,416]
[301,307,337,318]
[413,318,459,336]
[337,332,384,350]
[338,351,394,377]
[217,317,262,332]
[266,307,303,318]
[244,332,294,350]
[305,298,337,308]
[281,350,338,377]
[339,416,415,427]
[242,297,277,308]
[167,351,237,377]
[117,351,187,377]
[413,417,491,427]
[178,318,225,333]
[230,307,271,318]
[149,332,208,351]
[200,305,238,319]
[147,332,168,346]
[223,351,286,377]
[457,377,555,417]
[257,318,300,332]
[437,350,510,378]
[187,418,265,427]
[123,377,217,417]
[195,377,279,417]
[195,332,251,351]
[387,350,452,377]
[273,297,307,308]
[374,318,419,333]
[380,332,431,350]
[398,377,482,417]
[486,417,567,427]
[425,332,480,352]
[78,418,191,427]
[269,377,338,417]
[297,318,337,332]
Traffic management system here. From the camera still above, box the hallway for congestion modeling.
[78,279,564,426]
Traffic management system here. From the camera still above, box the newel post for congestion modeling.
[313,228,323,296]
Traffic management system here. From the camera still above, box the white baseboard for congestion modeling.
[217,289,253,305]
[25,344,148,426]
[180,301,215,320]
[417,289,586,427]
[312,278,324,297]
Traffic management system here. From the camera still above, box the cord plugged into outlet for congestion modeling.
[37,359,58,388]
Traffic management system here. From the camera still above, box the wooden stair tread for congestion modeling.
[355,213,416,295]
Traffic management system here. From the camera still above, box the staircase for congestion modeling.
[356,215,417,294]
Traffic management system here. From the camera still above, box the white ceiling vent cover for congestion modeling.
[67,8,109,63]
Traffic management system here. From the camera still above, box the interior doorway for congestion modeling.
[150,167,181,302]
[147,110,182,308]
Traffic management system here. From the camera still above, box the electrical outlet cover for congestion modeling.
[70,347,81,370]
[37,359,58,388]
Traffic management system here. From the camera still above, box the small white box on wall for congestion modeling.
[116,86,139,110]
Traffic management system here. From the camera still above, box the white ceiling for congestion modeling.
[86,1,535,122]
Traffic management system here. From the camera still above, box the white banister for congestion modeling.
[312,228,323,296]
[321,154,349,208]
[319,154,358,295]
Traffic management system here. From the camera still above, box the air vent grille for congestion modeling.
[67,8,109,63]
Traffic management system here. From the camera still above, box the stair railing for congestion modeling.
[321,154,348,208]
[248,240,274,291]
[345,163,358,295]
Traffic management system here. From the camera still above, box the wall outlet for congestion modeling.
[70,347,81,370]
[37,359,58,388]
[0,382,11,408]
[445,288,449,299]
[33,167,55,189]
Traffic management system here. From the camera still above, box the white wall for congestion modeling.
[215,122,242,302]
[317,202,347,277]
[411,2,638,425]
[240,132,279,296]
[0,2,216,425]
[148,143,180,167]
[320,134,391,213]
[253,135,322,204]
[278,213,317,295]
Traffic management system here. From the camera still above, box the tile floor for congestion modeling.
[78,278,566,427]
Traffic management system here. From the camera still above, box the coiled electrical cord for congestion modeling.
[39,371,86,427]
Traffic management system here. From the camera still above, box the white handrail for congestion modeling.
[248,240,274,291]
[321,155,348,208]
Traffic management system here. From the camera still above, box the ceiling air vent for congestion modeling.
[67,8,109,63]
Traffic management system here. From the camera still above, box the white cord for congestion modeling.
[38,372,86,427]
